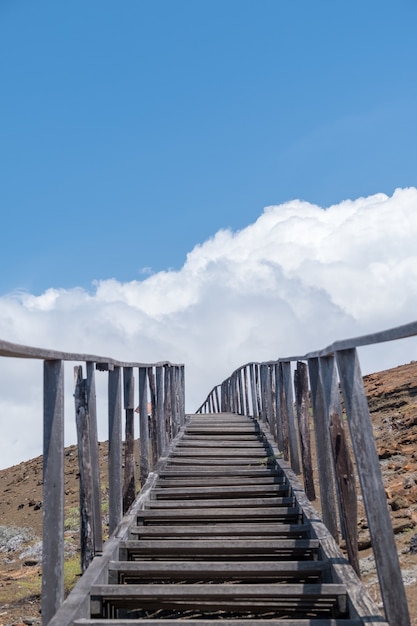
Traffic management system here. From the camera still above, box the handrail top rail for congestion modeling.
[0,337,183,368]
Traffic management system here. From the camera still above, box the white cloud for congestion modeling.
[1,187,417,468]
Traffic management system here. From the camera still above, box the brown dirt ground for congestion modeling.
[2,363,417,624]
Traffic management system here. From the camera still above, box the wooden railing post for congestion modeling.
[164,366,172,440]
[272,363,283,451]
[148,367,158,466]
[319,355,358,574]
[155,366,165,454]
[280,361,300,475]
[308,357,339,541]
[170,366,178,435]
[179,365,185,424]
[123,366,136,513]
[336,348,410,626]
[249,364,258,418]
[294,361,315,501]
[139,366,149,485]
[108,366,122,535]
[74,366,95,573]
[86,362,103,555]
[243,367,249,416]
[259,364,267,423]
[42,359,65,625]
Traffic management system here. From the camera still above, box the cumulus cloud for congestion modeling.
[1,187,417,467]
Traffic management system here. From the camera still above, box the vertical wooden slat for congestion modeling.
[336,348,410,626]
[274,363,284,451]
[259,364,267,423]
[249,363,258,418]
[308,357,339,541]
[108,366,122,535]
[278,363,290,461]
[42,359,65,625]
[281,360,300,475]
[266,365,275,438]
[123,367,136,514]
[139,366,149,485]
[156,366,165,454]
[319,355,357,572]
[148,367,158,466]
[243,367,249,417]
[214,385,220,413]
[179,365,185,425]
[294,361,316,501]
[170,366,178,435]
[164,366,172,441]
[255,364,262,417]
[86,362,103,555]
[238,369,244,415]
[74,365,94,573]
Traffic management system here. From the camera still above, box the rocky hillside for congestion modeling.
[1,362,417,625]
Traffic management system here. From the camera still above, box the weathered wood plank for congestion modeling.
[129,523,310,538]
[308,358,339,541]
[75,619,364,626]
[74,365,94,572]
[294,361,316,501]
[138,366,149,485]
[86,361,103,555]
[123,366,136,514]
[336,347,410,626]
[108,366,122,535]
[42,359,65,626]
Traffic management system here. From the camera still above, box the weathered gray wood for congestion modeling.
[170,366,179,436]
[273,363,284,451]
[294,361,316,501]
[179,365,185,424]
[123,367,136,513]
[42,359,65,626]
[155,365,165,455]
[308,358,339,541]
[147,366,158,465]
[164,365,172,439]
[259,418,391,626]
[243,366,249,416]
[74,617,364,626]
[329,411,359,575]
[259,363,267,424]
[86,362,103,555]
[255,363,262,417]
[129,523,309,538]
[108,366,122,535]
[249,363,258,418]
[281,361,300,474]
[336,347,410,626]
[74,366,94,573]
[138,366,149,485]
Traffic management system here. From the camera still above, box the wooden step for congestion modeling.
[177,440,266,447]
[108,560,328,584]
[145,497,295,509]
[74,617,364,626]
[129,523,310,539]
[159,465,287,482]
[151,484,290,498]
[165,457,275,465]
[137,506,303,524]
[158,468,284,477]
[119,539,320,561]
[155,475,286,486]
[90,583,348,618]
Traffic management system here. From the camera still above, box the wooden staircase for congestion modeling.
[69,412,387,626]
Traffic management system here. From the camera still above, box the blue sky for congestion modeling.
[1,0,416,294]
